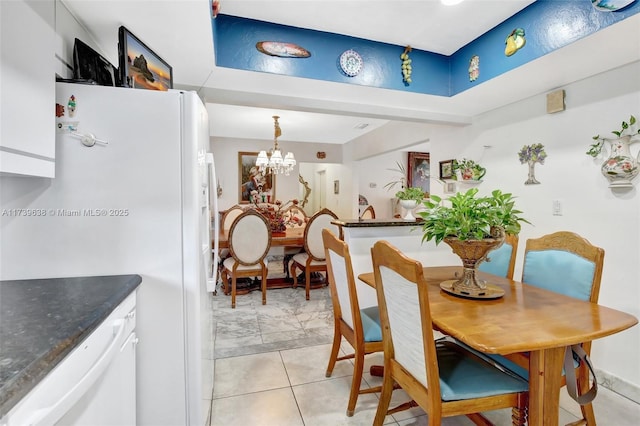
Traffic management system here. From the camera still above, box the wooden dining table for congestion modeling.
[358,266,638,426]
[217,226,305,249]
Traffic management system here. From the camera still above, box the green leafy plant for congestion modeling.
[417,188,530,245]
[453,158,486,180]
[396,187,425,202]
[384,161,425,203]
[587,115,640,158]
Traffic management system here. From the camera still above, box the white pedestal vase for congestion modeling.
[400,200,418,221]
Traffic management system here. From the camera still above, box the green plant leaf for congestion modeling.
[417,188,529,244]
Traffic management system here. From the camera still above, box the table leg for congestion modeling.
[528,347,565,425]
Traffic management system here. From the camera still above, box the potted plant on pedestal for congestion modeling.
[385,161,426,220]
[417,188,529,298]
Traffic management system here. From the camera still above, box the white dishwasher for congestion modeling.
[2,292,137,426]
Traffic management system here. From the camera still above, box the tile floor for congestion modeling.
[208,286,640,426]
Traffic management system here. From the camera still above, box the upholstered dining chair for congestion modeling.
[220,209,272,308]
[467,231,604,426]
[359,205,375,219]
[281,203,308,227]
[477,233,519,279]
[512,231,604,425]
[370,240,529,426]
[218,205,246,260]
[290,208,340,300]
[322,229,383,416]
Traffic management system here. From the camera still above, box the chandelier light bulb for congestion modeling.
[255,116,296,176]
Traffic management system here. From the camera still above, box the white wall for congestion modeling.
[355,143,431,219]
[357,61,640,401]
[210,136,352,217]
[54,0,100,78]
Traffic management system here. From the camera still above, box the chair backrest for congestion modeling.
[359,205,375,219]
[323,229,362,333]
[228,209,272,265]
[477,233,519,279]
[281,204,308,227]
[221,205,245,231]
[522,231,604,302]
[303,208,339,260]
[371,240,440,394]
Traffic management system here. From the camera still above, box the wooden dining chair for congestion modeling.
[516,231,604,425]
[219,205,246,259]
[290,208,340,300]
[359,205,375,219]
[467,231,604,425]
[370,240,529,426]
[477,233,519,279]
[281,203,308,227]
[220,209,272,308]
[322,229,383,416]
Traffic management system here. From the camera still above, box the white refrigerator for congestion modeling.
[0,82,219,425]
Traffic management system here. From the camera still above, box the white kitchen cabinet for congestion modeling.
[0,0,55,177]
[1,292,137,426]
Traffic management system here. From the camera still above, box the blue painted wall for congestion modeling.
[451,0,640,94]
[212,0,639,98]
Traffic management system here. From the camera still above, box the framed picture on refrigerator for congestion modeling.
[238,152,275,204]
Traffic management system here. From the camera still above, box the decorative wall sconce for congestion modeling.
[586,115,640,189]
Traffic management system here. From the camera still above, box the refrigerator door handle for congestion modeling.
[69,132,109,147]
[206,153,219,290]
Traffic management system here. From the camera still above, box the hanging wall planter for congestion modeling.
[587,115,640,188]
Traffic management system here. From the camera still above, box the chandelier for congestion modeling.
[256,116,296,176]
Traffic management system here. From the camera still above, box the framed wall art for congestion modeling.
[408,152,430,196]
[238,152,275,204]
[439,159,456,180]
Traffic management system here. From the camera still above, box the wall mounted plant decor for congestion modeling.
[587,115,640,188]
[453,158,486,182]
[518,143,546,185]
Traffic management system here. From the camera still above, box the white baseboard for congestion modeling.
[597,368,640,404]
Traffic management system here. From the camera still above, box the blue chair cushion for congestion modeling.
[478,243,513,278]
[452,340,580,382]
[360,306,382,342]
[523,250,595,301]
[437,341,529,401]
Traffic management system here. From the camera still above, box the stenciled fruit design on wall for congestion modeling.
[468,55,480,82]
[505,28,526,56]
[400,46,412,84]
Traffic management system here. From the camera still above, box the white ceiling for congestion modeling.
[218,0,536,56]
[62,0,639,145]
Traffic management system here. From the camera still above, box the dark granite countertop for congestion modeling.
[0,274,141,417]
[332,218,424,228]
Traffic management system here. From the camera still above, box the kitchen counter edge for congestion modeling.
[0,274,142,417]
